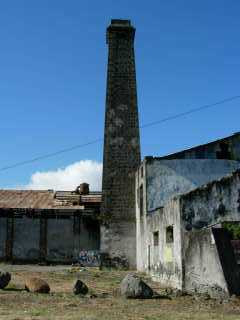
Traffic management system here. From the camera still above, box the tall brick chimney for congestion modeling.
[101,19,141,268]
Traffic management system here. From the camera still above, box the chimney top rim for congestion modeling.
[110,19,131,27]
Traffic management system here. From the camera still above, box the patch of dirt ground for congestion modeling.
[0,264,240,320]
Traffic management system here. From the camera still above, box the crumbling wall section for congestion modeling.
[180,169,240,230]
[136,197,183,289]
[147,199,182,288]
[146,159,240,211]
[184,228,229,298]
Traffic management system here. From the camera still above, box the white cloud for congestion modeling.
[25,160,102,191]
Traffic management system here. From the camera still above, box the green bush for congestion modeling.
[222,222,240,240]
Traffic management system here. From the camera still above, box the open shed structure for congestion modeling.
[0,184,101,265]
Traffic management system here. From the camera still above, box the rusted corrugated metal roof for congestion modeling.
[0,189,102,210]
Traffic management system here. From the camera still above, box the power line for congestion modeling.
[141,95,240,128]
[0,94,239,172]
[0,139,103,172]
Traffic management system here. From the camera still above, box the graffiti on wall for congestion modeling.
[78,250,100,267]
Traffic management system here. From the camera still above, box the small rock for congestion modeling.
[165,288,183,297]
[201,293,211,301]
[98,292,109,298]
[172,289,184,298]
[194,292,211,301]
[165,287,173,295]
[113,287,121,297]
[120,273,154,299]
[73,279,88,295]
[25,278,50,293]
[222,298,230,304]
[230,294,240,303]
[0,270,11,289]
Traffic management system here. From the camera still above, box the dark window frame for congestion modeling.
[153,231,159,246]
[166,226,174,243]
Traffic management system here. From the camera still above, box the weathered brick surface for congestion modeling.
[101,20,141,267]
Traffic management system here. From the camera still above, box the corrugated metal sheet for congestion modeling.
[0,190,102,210]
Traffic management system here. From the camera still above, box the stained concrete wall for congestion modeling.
[0,212,100,264]
[146,199,182,288]
[47,218,74,262]
[136,158,240,293]
[0,217,6,258]
[136,187,183,288]
[46,216,100,263]
[100,220,136,268]
[78,217,100,251]
[183,227,240,298]
[184,228,229,298]
[180,169,240,230]
[12,216,40,260]
[145,159,240,211]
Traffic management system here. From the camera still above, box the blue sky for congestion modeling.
[0,1,240,189]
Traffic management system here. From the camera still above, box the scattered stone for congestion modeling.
[165,287,186,298]
[222,298,231,304]
[172,289,185,298]
[165,287,174,295]
[73,279,88,295]
[229,294,240,303]
[194,292,211,301]
[201,293,211,301]
[113,287,121,297]
[120,273,154,299]
[25,278,50,293]
[0,270,11,289]
[98,292,109,298]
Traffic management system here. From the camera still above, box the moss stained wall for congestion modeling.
[0,212,100,264]
[12,216,40,260]
[180,170,240,230]
[146,159,240,212]
[183,228,229,298]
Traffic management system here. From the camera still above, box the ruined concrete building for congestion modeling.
[136,133,240,298]
[1,19,240,298]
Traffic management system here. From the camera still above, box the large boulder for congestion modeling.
[0,270,11,289]
[120,274,154,299]
[73,279,88,295]
[25,278,50,294]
